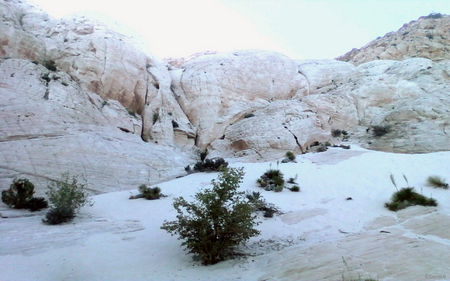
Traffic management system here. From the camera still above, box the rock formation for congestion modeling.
[336,13,450,65]
[1,0,449,193]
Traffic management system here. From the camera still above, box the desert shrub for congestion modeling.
[43,60,57,71]
[385,174,437,211]
[285,151,295,161]
[191,158,228,173]
[426,33,434,40]
[287,177,297,184]
[426,175,449,189]
[44,208,75,225]
[139,184,162,200]
[127,108,136,117]
[200,151,208,161]
[290,185,300,192]
[257,169,285,191]
[1,178,35,209]
[245,191,281,218]
[371,125,391,137]
[152,111,159,124]
[425,12,442,19]
[385,187,437,211]
[332,129,342,137]
[161,167,260,265]
[25,197,48,212]
[273,185,283,192]
[244,113,255,118]
[43,173,93,225]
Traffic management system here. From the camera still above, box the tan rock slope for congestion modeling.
[336,13,450,65]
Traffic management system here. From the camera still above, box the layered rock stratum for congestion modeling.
[1,0,449,193]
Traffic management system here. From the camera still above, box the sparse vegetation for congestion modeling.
[285,151,296,161]
[257,169,285,191]
[43,173,93,225]
[426,175,449,189]
[385,174,437,211]
[426,33,434,40]
[127,108,136,117]
[371,125,391,137]
[25,197,48,212]
[138,185,162,200]
[186,158,229,173]
[244,113,255,118]
[245,191,280,217]
[43,59,57,71]
[332,129,342,137]
[290,185,300,192]
[161,167,260,265]
[425,12,442,19]
[152,111,160,124]
[1,178,35,209]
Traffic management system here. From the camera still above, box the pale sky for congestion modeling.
[32,0,449,60]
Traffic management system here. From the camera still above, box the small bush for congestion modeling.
[371,125,391,137]
[152,112,159,124]
[426,34,434,40]
[161,167,260,265]
[139,184,162,200]
[44,208,75,225]
[287,177,297,184]
[1,178,35,209]
[25,197,48,212]
[200,151,208,161]
[257,169,285,191]
[426,175,449,189]
[43,60,57,71]
[43,173,93,225]
[425,12,442,19]
[385,187,437,211]
[273,185,283,192]
[245,191,280,217]
[244,113,255,118]
[192,158,228,172]
[332,129,342,137]
[285,151,295,161]
[290,185,300,192]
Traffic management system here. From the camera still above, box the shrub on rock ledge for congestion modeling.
[186,158,229,173]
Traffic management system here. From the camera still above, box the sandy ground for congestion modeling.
[1,145,449,281]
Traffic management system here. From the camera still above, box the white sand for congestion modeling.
[1,145,449,280]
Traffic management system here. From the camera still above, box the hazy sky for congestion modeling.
[32,0,449,60]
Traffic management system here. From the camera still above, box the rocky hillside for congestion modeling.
[336,13,450,65]
[1,0,449,194]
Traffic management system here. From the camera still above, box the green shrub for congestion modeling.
[285,151,295,161]
[191,158,228,172]
[273,185,283,192]
[426,34,434,40]
[287,177,297,184]
[371,125,391,137]
[332,129,342,137]
[426,175,449,189]
[385,187,437,211]
[161,167,260,265]
[290,185,300,192]
[25,197,48,212]
[139,184,162,200]
[257,169,285,191]
[43,60,57,71]
[1,178,35,209]
[245,191,280,218]
[44,208,75,225]
[425,12,442,19]
[244,113,255,118]
[43,173,93,225]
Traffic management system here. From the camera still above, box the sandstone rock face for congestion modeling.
[0,0,196,149]
[0,58,195,195]
[172,50,309,148]
[336,14,450,65]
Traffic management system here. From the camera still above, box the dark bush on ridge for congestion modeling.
[191,158,228,172]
